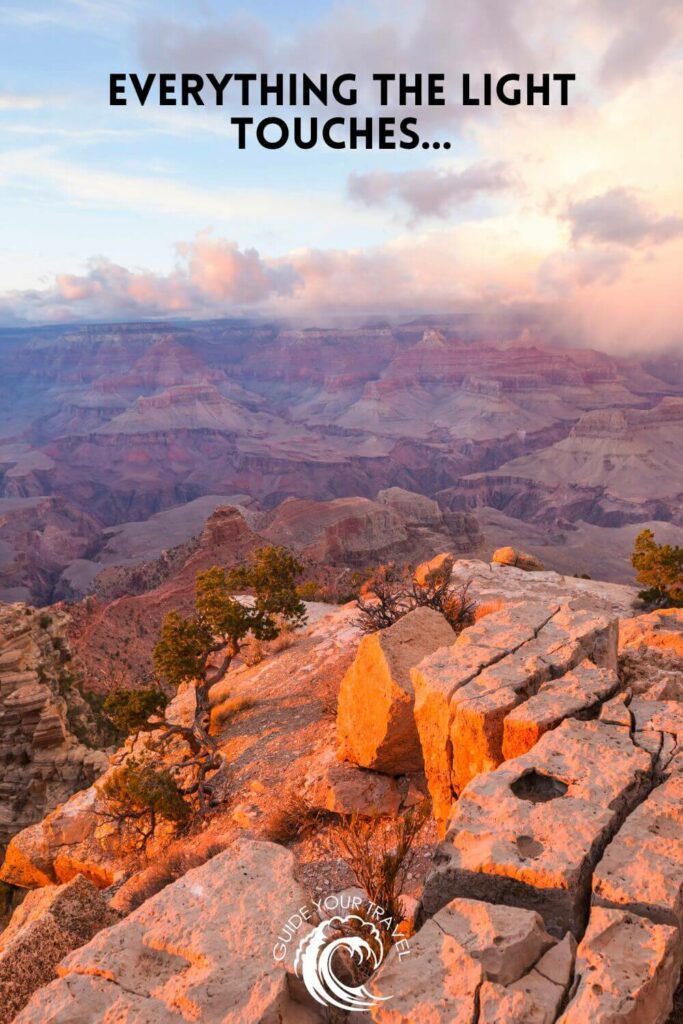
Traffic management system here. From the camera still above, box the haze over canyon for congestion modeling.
[0,316,681,607]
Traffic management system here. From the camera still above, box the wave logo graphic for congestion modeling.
[294,914,392,1012]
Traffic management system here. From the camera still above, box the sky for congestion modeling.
[0,0,682,353]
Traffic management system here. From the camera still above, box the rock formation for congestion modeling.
[0,604,108,858]
[13,841,315,1023]
[0,874,117,1023]
[337,606,455,774]
[492,546,545,572]
[411,598,618,826]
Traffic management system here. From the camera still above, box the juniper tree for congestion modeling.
[631,529,683,608]
[151,547,306,811]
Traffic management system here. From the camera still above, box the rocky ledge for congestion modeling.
[0,558,681,1023]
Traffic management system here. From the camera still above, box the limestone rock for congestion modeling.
[305,748,401,817]
[369,900,573,1024]
[412,601,618,827]
[15,840,314,1024]
[1,782,124,890]
[0,603,107,854]
[367,918,484,1023]
[558,907,681,1024]
[448,558,638,619]
[430,898,554,986]
[493,547,545,572]
[620,608,683,660]
[337,606,454,774]
[593,773,683,929]
[503,660,619,760]
[0,874,117,1023]
[421,719,652,936]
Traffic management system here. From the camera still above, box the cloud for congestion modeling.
[9,237,299,321]
[347,162,511,220]
[0,93,53,111]
[589,0,683,86]
[566,189,683,247]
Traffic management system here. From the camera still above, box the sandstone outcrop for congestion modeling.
[0,604,108,856]
[592,773,683,929]
[421,718,653,935]
[619,608,683,703]
[337,607,455,774]
[368,897,574,1024]
[14,841,315,1024]
[558,907,681,1023]
[493,546,545,572]
[412,600,618,826]
[0,874,117,1023]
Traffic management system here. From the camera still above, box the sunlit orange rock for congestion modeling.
[337,606,454,774]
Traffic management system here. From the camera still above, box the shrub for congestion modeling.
[631,529,683,608]
[99,756,190,850]
[355,559,476,635]
[103,687,169,737]
[210,694,257,729]
[325,802,429,949]
[262,789,320,844]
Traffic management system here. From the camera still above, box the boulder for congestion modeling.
[492,547,545,572]
[558,907,681,1023]
[337,606,454,774]
[305,748,401,817]
[15,841,315,1024]
[0,784,123,890]
[592,773,683,929]
[420,719,653,936]
[0,874,117,1023]
[413,551,455,587]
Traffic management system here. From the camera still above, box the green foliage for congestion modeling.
[227,546,307,626]
[103,687,169,737]
[631,529,683,608]
[153,546,307,688]
[100,756,190,848]
[153,610,215,688]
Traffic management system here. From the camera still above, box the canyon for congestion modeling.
[0,318,681,605]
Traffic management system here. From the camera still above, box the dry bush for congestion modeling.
[325,802,429,948]
[356,560,476,635]
[474,599,505,622]
[211,694,257,729]
[114,834,228,914]
[262,788,321,845]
